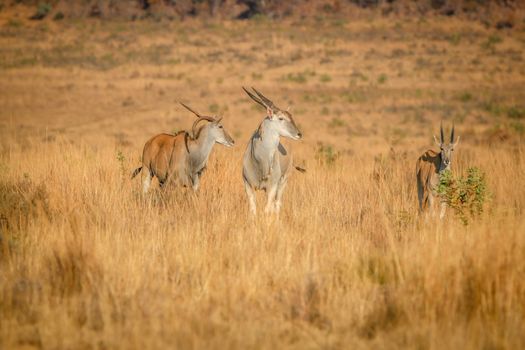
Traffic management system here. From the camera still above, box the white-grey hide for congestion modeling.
[242,87,303,215]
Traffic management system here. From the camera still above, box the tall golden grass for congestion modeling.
[1,133,524,349]
[1,15,525,349]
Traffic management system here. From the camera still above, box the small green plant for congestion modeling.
[415,57,429,69]
[316,143,339,166]
[458,92,473,103]
[284,72,307,83]
[507,106,525,120]
[31,2,52,20]
[510,121,525,134]
[471,57,481,66]
[209,103,219,114]
[328,117,345,129]
[283,70,316,84]
[251,13,268,23]
[7,18,23,28]
[437,168,489,225]
[448,33,461,46]
[332,19,345,27]
[39,3,52,14]
[481,100,503,117]
[322,4,334,12]
[377,74,388,84]
[320,74,332,83]
[53,11,64,21]
[481,35,503,53]
[116,150,126,178]
[341,91,365,104]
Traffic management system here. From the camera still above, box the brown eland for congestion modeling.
[131,102,235,193]
[416,123,460,219]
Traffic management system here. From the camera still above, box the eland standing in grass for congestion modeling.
[132,103,235,193]
[416,123,460,219]
[242,87,304,215]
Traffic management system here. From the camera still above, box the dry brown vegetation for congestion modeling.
[1,13,525,349]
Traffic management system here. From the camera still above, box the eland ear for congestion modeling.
[434,135,441,147]
[452,135,460,148]
[267,107,274,118]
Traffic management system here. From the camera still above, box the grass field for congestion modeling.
[1,15,525,349]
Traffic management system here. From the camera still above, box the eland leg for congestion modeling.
[273,178,288,214]
[191,174,200,192]
[244,178,257,215]
[417,183,424,212]
[439,202,447,220]
[143,170,152,194]
[264,185,278,214]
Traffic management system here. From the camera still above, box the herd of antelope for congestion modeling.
[132,87,459,218]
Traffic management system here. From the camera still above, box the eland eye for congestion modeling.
[279,117,284,121]
[218,125,223,129]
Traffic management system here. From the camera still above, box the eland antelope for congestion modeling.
[131,103,235,193]
[242,87,304,215]
[416,123,460,219]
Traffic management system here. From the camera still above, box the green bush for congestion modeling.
[377,73,388,84]
[507,106,525,120]
[31,2,52,20]
[316,143,339,166]
[448,33,461,46]
[510,121,525,134]
[284,72,308,83]
[7,18,23,27]
[481,34,503,53]
[53,12,64,21]
[328,117,345,129]
[437,167,489,225]
[458,91,473,103]
[320,74,332,83]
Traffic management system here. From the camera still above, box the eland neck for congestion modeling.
[189,125,215,171]
[438,154,451,173]
[257,118,281,150]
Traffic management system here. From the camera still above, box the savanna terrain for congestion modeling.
[1,7,525,350]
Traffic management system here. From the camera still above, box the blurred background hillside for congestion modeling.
[1,0,524,28]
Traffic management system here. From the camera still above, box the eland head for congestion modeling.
[180,102,235,147]
[433,122,460,171]
[242,87,302,140]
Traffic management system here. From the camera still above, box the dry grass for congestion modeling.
[1,15,525,349]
